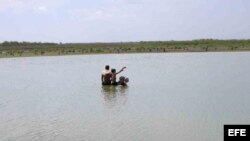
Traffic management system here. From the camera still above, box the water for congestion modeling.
[0,52,250,141]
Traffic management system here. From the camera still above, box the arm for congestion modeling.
[116,67,126,75]
[101,75,104,82]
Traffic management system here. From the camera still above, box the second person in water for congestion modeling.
[111,67,126,85]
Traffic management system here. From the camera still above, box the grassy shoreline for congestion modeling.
[1,39,250,58]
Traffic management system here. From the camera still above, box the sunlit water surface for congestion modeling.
[0,52,250,141]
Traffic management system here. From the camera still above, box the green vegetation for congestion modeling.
[0,39,250,58]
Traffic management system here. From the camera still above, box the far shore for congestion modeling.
[1,39,250,58]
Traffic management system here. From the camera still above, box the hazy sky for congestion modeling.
[0,0,249,42]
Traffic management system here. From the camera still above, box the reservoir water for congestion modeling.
[0,52,250,141]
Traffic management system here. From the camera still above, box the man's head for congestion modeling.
[124,78,129,83]
[105,65,110,70]
[119,76,125,81]
[111,69,116,73]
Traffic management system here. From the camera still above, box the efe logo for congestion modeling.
[228,129,246,136]
[224,125,249,141]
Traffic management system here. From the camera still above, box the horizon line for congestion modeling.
[1,38,250,44]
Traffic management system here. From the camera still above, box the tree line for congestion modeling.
[0,41,58,47]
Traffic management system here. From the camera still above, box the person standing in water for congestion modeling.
[111,67,126,85]
[101,65,112,85]
[118,76,129,86]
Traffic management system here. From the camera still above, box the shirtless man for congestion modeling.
[101,65,112,85]
[111,67,126,85]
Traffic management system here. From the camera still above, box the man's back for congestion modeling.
[102,70,111,84]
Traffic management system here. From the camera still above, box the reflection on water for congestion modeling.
[101,86,128,110]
